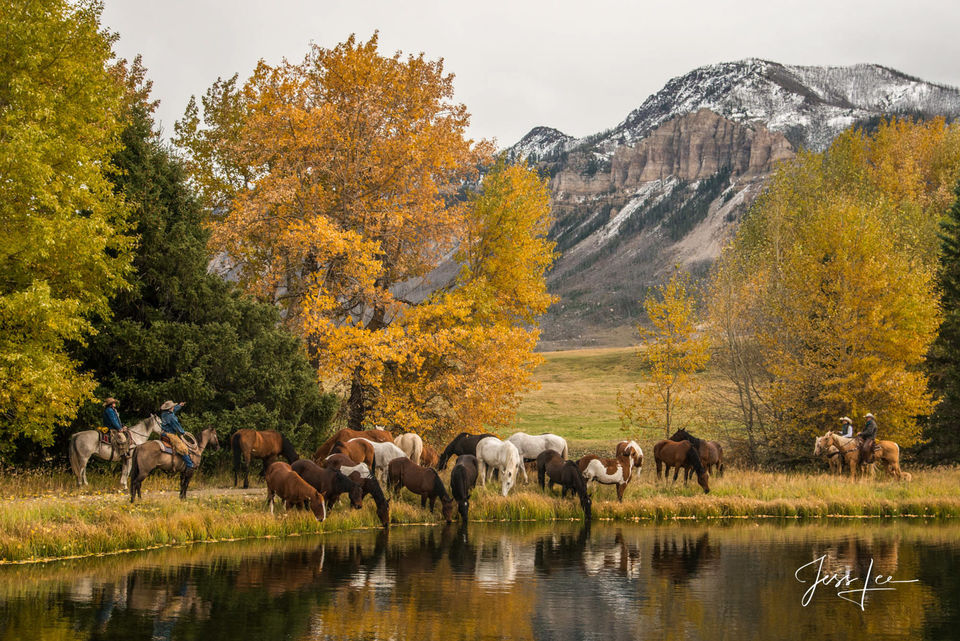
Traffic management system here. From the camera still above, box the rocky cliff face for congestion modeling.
[509,60,960,348]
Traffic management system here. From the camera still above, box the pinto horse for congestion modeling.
[615,440,644,477]
[437,432,497,470]
[291,459,363,510]
[653,439,710,493]
[537,450,592,520]
[347,471,391,527]
[669,429,723,477]
[313,427,394,460]
[264,462,326,520]
[387,457,455,522]
[577,454,632,502]
[450,454,479,522]
[231,429,299,489]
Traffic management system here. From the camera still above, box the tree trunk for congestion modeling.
[347,374,366,430]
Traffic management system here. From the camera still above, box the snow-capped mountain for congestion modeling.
[511,60,960,348]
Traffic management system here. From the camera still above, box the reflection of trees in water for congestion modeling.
[650,533,717,584]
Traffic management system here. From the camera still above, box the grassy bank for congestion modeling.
[3,466,960,563]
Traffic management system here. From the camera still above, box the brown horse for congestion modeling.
[291,459,363,509]
[130,428,220,502]
[653,440,710,493]
[669,429,724,478]
[538,451,592,519]
[577,454,632,501]
[387,457,455,522]
[265,462,326,520]
[347,471,391,527]
[313,427,394,460]
[421,443,440,468]
[330,439,376,469]
[231,429,300,489]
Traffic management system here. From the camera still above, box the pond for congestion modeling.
[0,520,958,640]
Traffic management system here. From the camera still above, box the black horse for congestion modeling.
[437,432,496,470]
[669,428,723,479]
[450,454,479,522]
[537,450,592,520]
[347,470,391,528]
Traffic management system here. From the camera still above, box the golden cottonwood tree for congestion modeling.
[709,119,959,459]
[619,270,709,437]
[0,0,132,448]
[176,35,554,435]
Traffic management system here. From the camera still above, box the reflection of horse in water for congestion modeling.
[650,532,718,584]
[811,534,902,581]
[582,530,641,578]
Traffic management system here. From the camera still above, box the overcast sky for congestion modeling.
[102,0,960,148]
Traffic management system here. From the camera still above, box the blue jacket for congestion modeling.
[160,404,186,435]
[103,406,123,431]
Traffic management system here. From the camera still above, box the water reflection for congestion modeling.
[0,521,956,640]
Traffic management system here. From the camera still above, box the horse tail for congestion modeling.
[281,434,299,463]
[232,432,243,481]
[561,439,569,459]
[68,434,81,482]
[129,451,141,501]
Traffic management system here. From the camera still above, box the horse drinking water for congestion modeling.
[387,457,455,522]
[537,450,592,520]
[265,462,326,521]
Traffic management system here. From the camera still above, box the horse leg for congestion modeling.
[672,467,680,483]
[616,483,625,502]
[267,489,276,514]
[179,469,194,500]
[519,461,529,484]
[120,456,132,489]
[429,496,437,512]
[421,495,428,509]
[477,459,486,487]
[243,453,251,489]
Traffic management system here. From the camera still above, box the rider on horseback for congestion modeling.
[857,412,878,465]
[102,398,131,458]
[839,416,853,439]
[159,400,194,469]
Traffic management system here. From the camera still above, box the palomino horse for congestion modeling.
[474,438,522,496]
[231,429,300,489]
[507,432,569,483]
[615,440,644,477]
[669,429,724,477]
[537,450,592,520]
[313,427,394,460]
[814,435,843,475]
[820,432,908,480]
[652,440,710,493]
[265,462,326,520]
[394,432,424,465]
[291,459,363,509]
[387,457,455,522]
[69,414,163,488]
[450,454,479,522]
[129,427,220,501]
[437,432,497,470]
[420,443,440,468]
[577,454,632,501]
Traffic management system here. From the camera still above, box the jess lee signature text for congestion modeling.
[794,555,919,610]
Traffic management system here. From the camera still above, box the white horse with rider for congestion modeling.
[69,414,163,488]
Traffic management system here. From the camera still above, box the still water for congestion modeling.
[1,520,958,640]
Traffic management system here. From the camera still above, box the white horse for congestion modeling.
[69,414,163,488]
[349,438,407,481]
[394,432,424,465]
[475,438,522,496]
[507,432,568,483]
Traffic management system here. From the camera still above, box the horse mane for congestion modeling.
[567,461,588,497]
[364,476,388,505]
[685,444,706,476]
[432,469,450,500]
[280,434,299,462]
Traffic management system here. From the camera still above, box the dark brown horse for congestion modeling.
[450,454,479,522]
[330,439,375,469]
[231,429,299,489]
[653,439,710,493]
[538,450,592,520]
[437,432,496,470]
[421,443,440,468]
[130,428,220,502]
[313,427,394,460]
[291,459,363,509]
[347,471,391,528]
[265,462,326,520]
[577,454,632,502]
[387,457,455,522]
[669,429,724,477]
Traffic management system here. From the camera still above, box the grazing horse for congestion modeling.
[323,453,371,478]
[577,454,632,502]
[394,432,424,465]
[130,428,220,502]
[537,451,592,520]
[450,454,479,522]
[616,440,644,477]
[350,438,407,480]
[69,414,163,488]
[264,462,326,521]
[231,429,300,489]
[420,443,440,468]
[821,432,907,480]
[291,459,363,509]
[814,435,843,475]
[669,429,723,477]
[313,427,394,460]
[474,438,522,496]
[347,471,391,527]
[653,440,710,494]
[437,432,497,470]
[507,432,569,483]
[387,457,455,522]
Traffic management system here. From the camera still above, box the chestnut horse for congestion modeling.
[330,439,376,469]
[347,470,391,527]
[421,444,440,468]
[450,454,479,522]
[653,439,710,493]
[437,432,497,470]
[265,462,326,520]
[291,459,363,509]
[313,427,394,460]
[387,457,455,522]
[538,450,592,520]
[231,429,300,489]
[577,454,632,502]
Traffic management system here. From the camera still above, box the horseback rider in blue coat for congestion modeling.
[159,400,194,469]
[102,397,130,458]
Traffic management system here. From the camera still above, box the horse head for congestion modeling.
[441,496,456,523]
[200,427,220,452]
[669,428,690,443]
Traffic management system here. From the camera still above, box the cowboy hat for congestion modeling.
[103,397,118,407]
[160,400,176,411]
[839,416,852,424]
[865,412,874,419]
